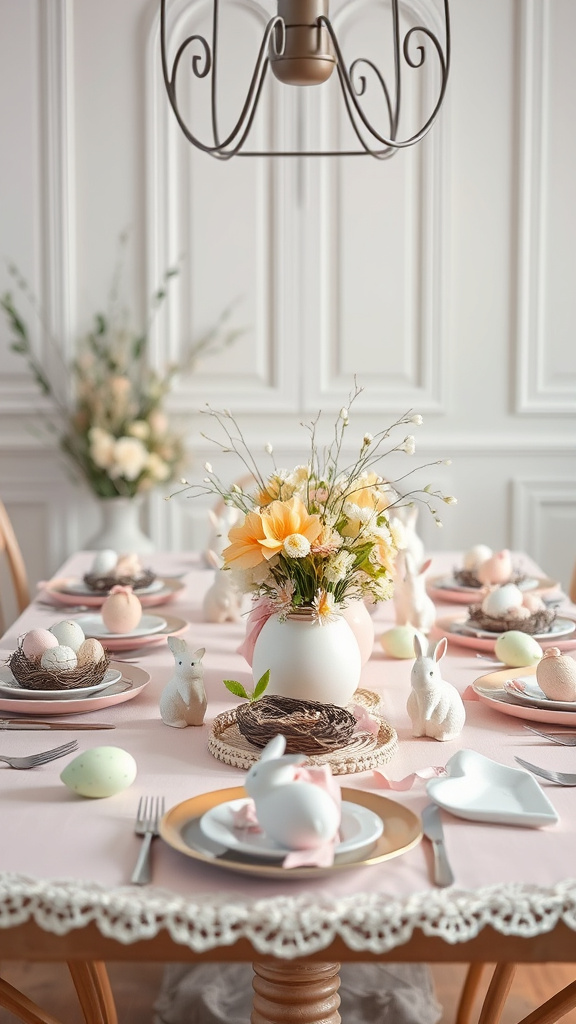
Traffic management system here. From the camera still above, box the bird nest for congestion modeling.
[7,646,111,691]
[235,694,357,754]
[82,568,156,592]
[466,605,556,635]
[454,567,528,589]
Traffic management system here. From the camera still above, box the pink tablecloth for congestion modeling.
[1,550,576,958]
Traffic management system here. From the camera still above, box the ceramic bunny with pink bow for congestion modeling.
[407,635,465,741]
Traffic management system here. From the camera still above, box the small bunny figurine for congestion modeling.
[202,506,242,567]
[393,551,436,633]
[407,635,466,741]
[244,735,341,850]
[202,550,243,623]
[159,637,207,728]
[390,506,426,570]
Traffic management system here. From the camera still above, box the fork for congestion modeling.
[131,796,165,885]
[514,756,576,786]
[0,739,78,769]
[523,725,576,746]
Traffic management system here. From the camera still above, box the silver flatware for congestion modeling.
[0,739,78,769]
[523,725,576,746]
[514,756,576,786]
[131,795,165,885]
[421,803,454,887]
[0,719,114,730]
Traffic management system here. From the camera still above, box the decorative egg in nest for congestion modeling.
[476,549,513,586]
[8,637,110,692]
[21,628,59,661]
[77,637,106,666]
[462,544,493,572]
[40,645,78,672]
[49,619,86,653]
[481,584,524,618]
[90,549,119,576]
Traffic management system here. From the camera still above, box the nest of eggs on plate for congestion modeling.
[82,549,156,593]
[8,621,110,691]
[236,694,357,754]
[467,582,556,635]
[454,545,527,590]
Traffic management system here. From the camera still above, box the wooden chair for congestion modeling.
[0,498,31,633]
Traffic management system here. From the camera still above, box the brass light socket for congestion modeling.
[270,0,335,86]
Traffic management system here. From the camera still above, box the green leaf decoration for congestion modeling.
[251,670,270,701]
[223,679,249,699]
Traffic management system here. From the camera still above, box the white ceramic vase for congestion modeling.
[251,608,362,707]
[85,495,155,554]
[341,600,375,665]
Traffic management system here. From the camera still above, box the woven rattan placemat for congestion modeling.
[208,688,398,774]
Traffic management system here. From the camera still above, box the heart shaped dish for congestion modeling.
[426,749,559,828]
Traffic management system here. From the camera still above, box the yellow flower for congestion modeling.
[347,471,391,513]
[221,510,268,569]
[259,496,322,560]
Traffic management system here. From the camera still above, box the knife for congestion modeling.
[0,719,115,730]
[421,803,454,887]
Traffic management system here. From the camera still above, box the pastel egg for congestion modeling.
[77,637,106,666]
[463,544,493,571]
[536,648,576,702]
[380,625,429,659]
[494,630,543,668]
[49,620,86,653]
[101,586,142,633]
[522,593,545,613]
[40,645,78,672]
[60,746,137,798]
[481,584,524,618]
[114,553,142,577]
[22,628,59,661]
[90,549,118,575]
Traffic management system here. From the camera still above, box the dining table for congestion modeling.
[1,549,576,1024]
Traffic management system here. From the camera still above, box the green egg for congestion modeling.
[60,746,137,798]
[494,631,543,668]
[380,625,429,659]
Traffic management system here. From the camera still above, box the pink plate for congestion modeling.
[433,614,576,653]
[0,662,150,717]
[428,575,560,606]
[97,614,189,650]
[39,576,185,608]
[473,665,576,726]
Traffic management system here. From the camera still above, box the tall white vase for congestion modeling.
[251,608,362,707]
[86,496,155,554]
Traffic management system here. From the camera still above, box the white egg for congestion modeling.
[49,620,86,653]
[22,628,59,661]
[380,625,429,659]
[91,549,118,575]
[494,631,543,667]
[481,584,524,618]
[60,746,137,798]
[40,645,78,672]
[77,637,106,666]
[463,544,493,571]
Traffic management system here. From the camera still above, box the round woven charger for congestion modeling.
[208,688,398,774]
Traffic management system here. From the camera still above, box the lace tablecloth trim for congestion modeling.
[2,874,576,958]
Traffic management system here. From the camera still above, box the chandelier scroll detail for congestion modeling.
[159,0,450,159]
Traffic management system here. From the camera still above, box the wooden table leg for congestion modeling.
[478,964,517,1024]
[456,963,487,1024]
[66,962,118,1024]
[251,959,341,1024]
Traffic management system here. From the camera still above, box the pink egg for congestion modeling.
[22,628,59,661]
[522,592,545,613]
[101,586,142,634]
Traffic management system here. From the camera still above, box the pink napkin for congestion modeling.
[373,766,447,791]
[237,599,275,665]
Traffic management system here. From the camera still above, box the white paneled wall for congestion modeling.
[0,0,575,611]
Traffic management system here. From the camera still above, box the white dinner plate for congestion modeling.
[0,665,122,699]
[434,615,576,654]
[427,749,559,827]
[458,617,575,642]
[427,574,559,606]
[199,798,384,860]
[62,578,164,597]
[503,675,576,712]
[40,576,185,609]
[0,662,150,715]
[74,613,167,640]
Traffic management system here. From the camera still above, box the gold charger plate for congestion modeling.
[160,786,422,879]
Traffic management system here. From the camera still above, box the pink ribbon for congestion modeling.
[351,703,381,736]
[373,765,448,791]
[237,599,276,665]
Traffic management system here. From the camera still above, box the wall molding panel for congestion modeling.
[512,477,576,586]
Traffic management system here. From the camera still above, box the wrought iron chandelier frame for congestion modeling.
[160,0,450,159]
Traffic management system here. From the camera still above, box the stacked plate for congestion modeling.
[0,661,150,716]
[41,576,185,609]
[73,612,190,651]
[434,614,576,653]
[427,574,559,605]
[473,664,576,726]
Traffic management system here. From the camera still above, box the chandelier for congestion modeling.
[159,0,450,159]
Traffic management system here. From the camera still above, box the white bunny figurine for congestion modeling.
[202,506,242,567]
[202,549,243,623]
[244,735,341,850]
[159,638,207,728]
[407,635,466,741]
[391,506,426,570]
[393,551,436,633]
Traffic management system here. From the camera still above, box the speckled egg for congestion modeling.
[22,628,59,661]
[463,544,493,571]
[494,630,543,668]
[77,637,106,666]
[536,648,576,702]
[101,586,142,634]
[481,584,524,618]
[380,625,429,659]
[49,620,86,653]
[90,549,118,575]
[40,645,78,672]
[60,746,137,798]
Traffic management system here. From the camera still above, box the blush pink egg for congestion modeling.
[22,628,59,661]
[522,592,545,613]
[101,586,143,634]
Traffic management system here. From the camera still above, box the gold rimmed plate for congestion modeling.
[160,786,422,879]
[473,665,576,726]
